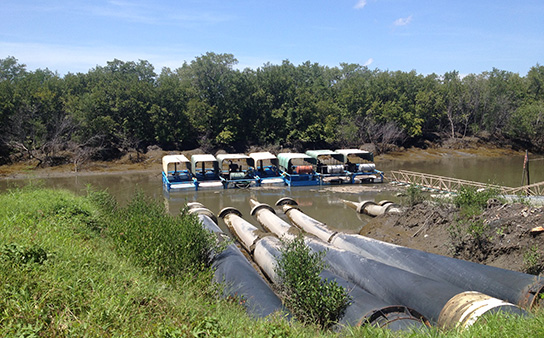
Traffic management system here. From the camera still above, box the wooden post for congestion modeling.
[526,150,530,186]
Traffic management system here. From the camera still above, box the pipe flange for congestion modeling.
[187,207,218,224]
[218,207,243,219]
[377,200,394,206]
[186,202,205,210]
[250,203,276,216]
[383,203,402,214]
[275,197,298,206]
[357,200,377,214]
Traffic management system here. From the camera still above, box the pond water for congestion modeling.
[1,152,542,235]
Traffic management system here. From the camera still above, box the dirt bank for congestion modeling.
[361,198,544,276]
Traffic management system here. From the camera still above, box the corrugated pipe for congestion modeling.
[186,202,286,318]
[243,200,430,330]
[278,197,544,310]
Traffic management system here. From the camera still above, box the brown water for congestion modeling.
[1,154,542,235]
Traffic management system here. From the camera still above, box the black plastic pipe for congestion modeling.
[303,236,525,328]
[241,201,430,330]
[186,202,286,318]
[278,197,544,310]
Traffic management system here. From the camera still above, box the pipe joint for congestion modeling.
[250,203,276,217]
[275,197,298,206]
[357,200,377,214]
[187,207,218,224]
[219,207,243,219]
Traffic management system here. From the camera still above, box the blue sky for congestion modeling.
[1,0,543,76]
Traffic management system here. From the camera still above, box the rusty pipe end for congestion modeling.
[438,291,526,330]
[218,207,243,219]
[187,207,218,224]
[519,279,544,310]
[275,197,298,207]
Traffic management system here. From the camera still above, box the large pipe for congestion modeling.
[303,236,525,328]
[186,203,285,318]
[342,199,402,216]
[278,197,544,310]
[249,199,300,240]
[244,201,430,330]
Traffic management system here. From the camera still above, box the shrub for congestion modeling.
[403,184,427,206]
[453,186,501,212]
[96,189,222,279]
[275,235,350,329]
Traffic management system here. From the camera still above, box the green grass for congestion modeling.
[0,186,543,337]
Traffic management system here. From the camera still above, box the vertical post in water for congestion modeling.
[522,150,530,188]
[526,150,530,187]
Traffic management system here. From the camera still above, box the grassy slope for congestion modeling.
[0,186,542,337]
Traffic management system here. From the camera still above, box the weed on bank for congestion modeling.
[0,186,542,337]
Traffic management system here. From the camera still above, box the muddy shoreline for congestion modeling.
[0,145,524,180]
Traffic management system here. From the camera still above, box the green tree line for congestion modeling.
[1,53,543,166]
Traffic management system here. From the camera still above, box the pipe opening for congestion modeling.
[360,305,430,329]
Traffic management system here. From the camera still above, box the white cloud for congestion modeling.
[363,58,374,67]
[393,15,413,26]
[0,41,198,74]
[354,0,367,10]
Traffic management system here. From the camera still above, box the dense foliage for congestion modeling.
[1,54,543,166]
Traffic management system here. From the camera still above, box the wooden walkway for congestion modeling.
[388,170,544,196]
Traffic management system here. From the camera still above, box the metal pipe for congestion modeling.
[247,199,430,330]
[186,204,285,318]
[342,199,402,216]
[249,199,300,240]
[279,198,544,310]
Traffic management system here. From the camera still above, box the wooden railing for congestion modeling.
[387,170,544,196]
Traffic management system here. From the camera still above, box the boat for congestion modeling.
[249,152,285,186]
[191,154,224,189]
[277,153,319,186]
[334,149,384,183]
[216,153,259,189]
[162,155,196,191]
[306,150,351,185]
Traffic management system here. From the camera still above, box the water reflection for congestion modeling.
[1,154,542,235]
